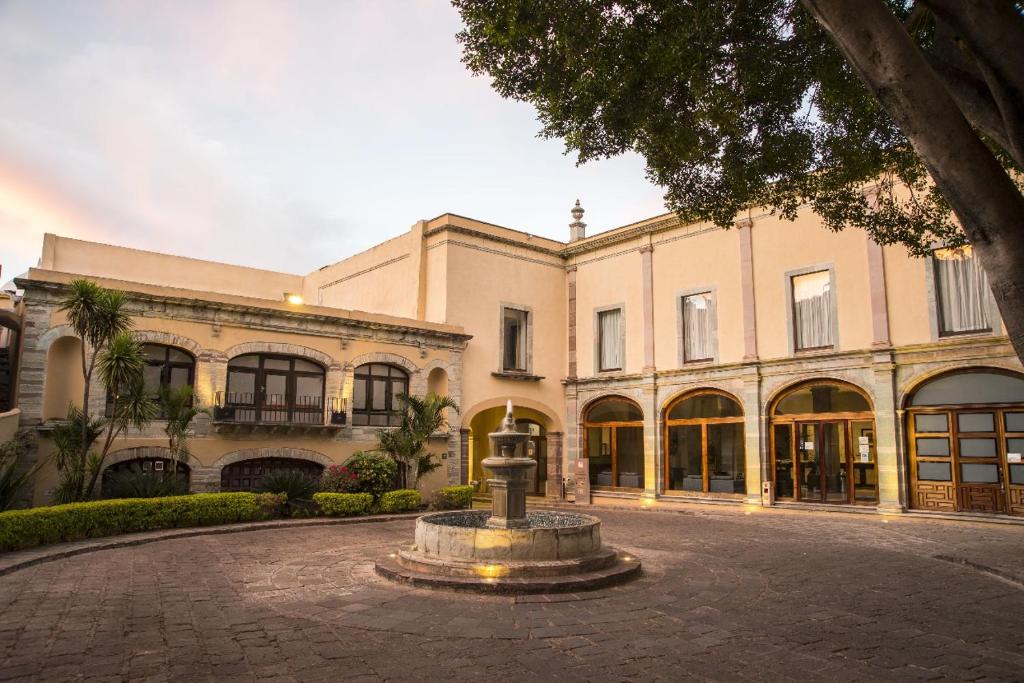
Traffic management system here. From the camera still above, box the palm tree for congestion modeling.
[377,393,459,489]
[159,384,207,479]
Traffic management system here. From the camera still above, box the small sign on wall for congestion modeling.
[575,457,591,505]
[1009,453,1022,463]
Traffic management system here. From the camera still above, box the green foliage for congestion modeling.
[376,393,459,486]
[313,492,373,517]
[378,489,422,513]
[319,464,360,493]
[257,470,319,501]
[51,406,105,504]
[0,431,46,512]
[159,384,207,473]
[0,493,284,552]
[102,469,189,499]
[432,485,475,511]
[453,1,1021,255]
[346,451,398,500]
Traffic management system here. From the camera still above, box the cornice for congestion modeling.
[17,277,473,347]
[424,223,563,258]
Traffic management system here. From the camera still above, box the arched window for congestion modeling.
[770,380,875,505]
[224,354,325,424]
[352,364,409,426]
[102,458,190,496]
[584,397,644,490]
[106,343,195,417]
[906,369,1024,516]
[664,391,745,496]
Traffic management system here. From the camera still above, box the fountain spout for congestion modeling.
[482,400,537,528]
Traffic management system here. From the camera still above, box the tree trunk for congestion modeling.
[801,0,1024,364]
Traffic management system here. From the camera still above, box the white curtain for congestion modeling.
[935,247,989,333]
[599,309,622,370]
[793,271,833,350]
[683,293,712,361]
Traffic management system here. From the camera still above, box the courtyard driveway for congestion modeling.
[1,505,1023,682]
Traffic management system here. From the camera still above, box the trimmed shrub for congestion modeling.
[103,470,189,499]
[347,451,398,500]
[433,485,475,510]
[378,489,422,513]
[0,492,284,553]
[320,464,359,493]
[313,492,373,517]
[257,471,319,501]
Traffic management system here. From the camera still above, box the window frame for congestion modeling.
[583,396,645,490]
[224,353,326,424]
[594,304,626,373]
[662,389,745,496]
[351,363,410,427]
[925,245,998,339]
[785,265,838,354]
[676,286,718,365]
[497,303,533,374]
[106,343,195,419]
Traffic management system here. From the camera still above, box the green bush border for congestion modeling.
[313,492,373,516]
[0,492,284,553]
[378,489,422,513]
[433,485,475,510]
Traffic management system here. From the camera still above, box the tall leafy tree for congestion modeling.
[454,0,1024,361]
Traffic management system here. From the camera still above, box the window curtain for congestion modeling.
[599,309,623,370]
[503,308,527,370]
[935,247,989,333]
[683,293,712,360]
[793,271,833,350]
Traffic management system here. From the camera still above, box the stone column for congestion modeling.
[737,219,759,361]
[545,431,563,499]
[459,428,470,485]
[566,265,578,379]
[740,367,764,505]
[13,300,54,426]
[639,243,656,373]
[642,374,659,501]
[566,384,586,504]
[872,350,903,512]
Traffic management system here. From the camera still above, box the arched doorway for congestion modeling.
[102,457,190,496]
[770,380,877,505]
[220,457,324,492]
[42,336,84,420]
[584,397,644,491]
[905,369,1024,516]
[663,390,745,497]
[467,404,553,495]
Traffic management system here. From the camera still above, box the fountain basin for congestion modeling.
[414,510,601,562]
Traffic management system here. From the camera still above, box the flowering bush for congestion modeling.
[346,451,398,500]
[320,464,360,493]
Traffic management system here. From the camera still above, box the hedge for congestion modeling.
[433,485,475,510]
[378,489,422,513]
[0,493,284,553]
[313,492,373,517]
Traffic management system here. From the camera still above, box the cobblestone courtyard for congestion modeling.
[1,505,1023,682]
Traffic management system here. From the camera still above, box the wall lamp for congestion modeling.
[284,292,304,305]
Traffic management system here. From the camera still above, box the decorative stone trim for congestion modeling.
[895,360,1024,408]
[133,330,203,356]
[34,325,77,352]
[347,351,418,374]
[762,374,875,412]
[102,446,203,472]
[224,342,340,370]
[210,447,335,471]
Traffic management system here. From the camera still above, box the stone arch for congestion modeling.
[133,330,203,357]
[660,385,744,418]
[897,361,1024,409]
[579,393,645,422]
[461,396,563,432]
[225,342,339,370]
[102,446,203,473]
[764,375,874,414]
[35,325,77,351]
[210,447,334,472]
[347,351,419,374]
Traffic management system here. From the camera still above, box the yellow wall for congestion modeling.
[42,336,83,420]
[884,244,932,347]
[573,244,644,377]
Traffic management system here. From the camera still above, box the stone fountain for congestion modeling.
[375,401,640,593]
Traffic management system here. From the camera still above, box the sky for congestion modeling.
[0,0,668,285]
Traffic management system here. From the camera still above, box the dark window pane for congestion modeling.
[168,366,190,390]
[1006,438,1024,458]
[229,354,259,368]
[372,380,387,410]
[295,376,323,406]
[775,384,870,415]
[352,412,368,426]
[264,358,290,371]
[293,359,322,373]
[228,371,256,401]
[959,438,997,457]
[587,399,642,423]
[167,348,191,362]
[707,423,745,493]
[370,413,388,426]
[667,425,701,491]
[668,393,741,420]
[960,463,1000,483]
[142,365,162,393]
[142,344,167,361]
[918,462,951,481]
[503,307,528,371]
[353,378,368,410]
[1006,412,1024,432]
[914,413,948,433]
[773,424,794,498]
[958,413,994,433]
[587,427,613,487]
[391,379,406,403]
[910,371,1024,406]
[1010,464,1024,485]
[916,437,950,457]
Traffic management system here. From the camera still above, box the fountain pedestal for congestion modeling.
[375,401,641,593]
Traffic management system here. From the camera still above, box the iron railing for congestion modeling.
[213,392,346,426]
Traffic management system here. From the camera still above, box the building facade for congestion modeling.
[6,198,1024,517]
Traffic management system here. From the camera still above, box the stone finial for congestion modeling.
[569,199,586,242]
[500,399,516,432]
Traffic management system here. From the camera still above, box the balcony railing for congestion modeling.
[212,392,347,432]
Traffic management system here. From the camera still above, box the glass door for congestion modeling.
[821,421,848,503]
[261,370,290,423]
[798,423,821,501]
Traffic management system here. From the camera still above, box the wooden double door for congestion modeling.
[773,419,878,505]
